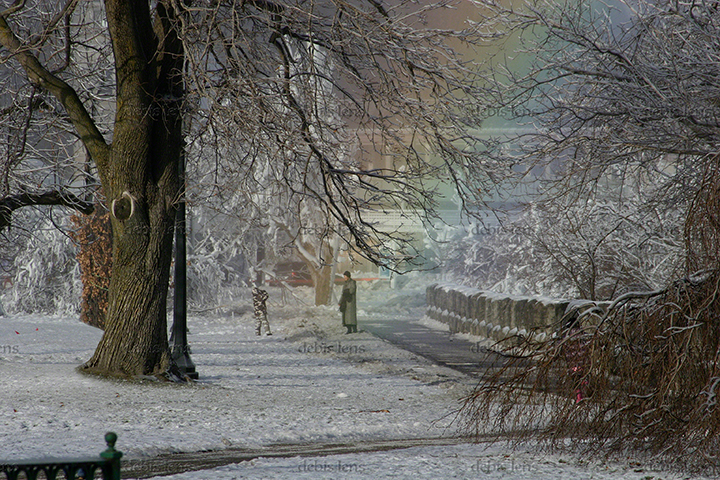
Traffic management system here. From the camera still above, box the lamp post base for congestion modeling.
[171,344,199,379]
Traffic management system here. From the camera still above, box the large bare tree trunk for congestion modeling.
[81,123,180,376]
[79,0,184,378]
[81,188,178,376]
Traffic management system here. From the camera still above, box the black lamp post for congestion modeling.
[170,151,198,379]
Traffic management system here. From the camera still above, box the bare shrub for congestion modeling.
[460,270,720,473]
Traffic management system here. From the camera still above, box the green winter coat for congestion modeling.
[339,278,357,326]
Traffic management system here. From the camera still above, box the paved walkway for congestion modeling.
[360,311,509,379]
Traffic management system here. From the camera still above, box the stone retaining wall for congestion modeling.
[425,283,571,343]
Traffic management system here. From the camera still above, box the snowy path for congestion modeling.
[123,436,478,478]
[0,285,710,479]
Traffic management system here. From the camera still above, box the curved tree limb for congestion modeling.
[0,14,110,169]
[0,190,95,230]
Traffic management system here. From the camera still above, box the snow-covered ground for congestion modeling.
[0,283,709,479]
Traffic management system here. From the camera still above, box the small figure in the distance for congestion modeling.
[338,271,357,334]
[252,285,272,336]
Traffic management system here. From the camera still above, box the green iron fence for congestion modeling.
[1,432,122,480]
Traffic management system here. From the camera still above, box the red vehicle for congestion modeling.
[267,261,314,287]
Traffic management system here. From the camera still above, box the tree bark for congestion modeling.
[295,237,336,306]
[312,263,334,306]
[79,0,185,378]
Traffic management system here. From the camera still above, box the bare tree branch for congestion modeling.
[0,13,110,168]
[0,190,95,230]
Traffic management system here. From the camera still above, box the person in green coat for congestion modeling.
[339,271,357,334]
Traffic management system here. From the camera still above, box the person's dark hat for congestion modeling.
[343,271,351,278]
